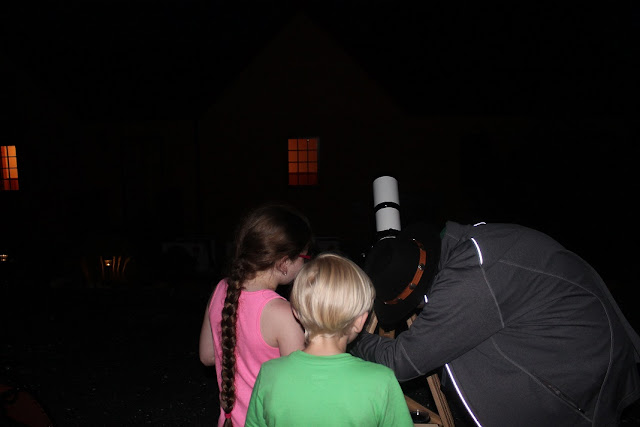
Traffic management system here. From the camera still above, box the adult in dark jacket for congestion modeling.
[352,221,640,426]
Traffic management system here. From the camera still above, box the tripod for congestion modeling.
[366,311,455,427]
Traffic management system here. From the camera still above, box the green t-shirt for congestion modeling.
[246,350,413,426]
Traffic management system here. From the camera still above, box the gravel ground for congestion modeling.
[2,282,640,426]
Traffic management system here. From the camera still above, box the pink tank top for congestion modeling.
[208,279,284,427]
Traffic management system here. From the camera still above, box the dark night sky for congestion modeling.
[1,1,638,282]
[2,1,637,120]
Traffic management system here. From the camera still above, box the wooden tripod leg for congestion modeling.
[365,311,378,334]
[427,373,455,427]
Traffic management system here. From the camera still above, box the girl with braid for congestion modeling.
[199,204,314,426]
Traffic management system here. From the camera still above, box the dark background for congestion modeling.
[1,0,637,292]
[2,1,636,118]
[1,1,639,425]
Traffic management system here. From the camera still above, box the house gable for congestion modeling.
[205,13,402,120]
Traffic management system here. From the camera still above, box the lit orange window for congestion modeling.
[288,138,318,186]
[1,145,19,191]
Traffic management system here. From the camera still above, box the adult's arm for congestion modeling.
[353,255,504,381]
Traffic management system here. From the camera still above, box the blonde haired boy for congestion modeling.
[246,253,413,426]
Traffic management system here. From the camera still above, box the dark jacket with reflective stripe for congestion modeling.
[353,221,640,426]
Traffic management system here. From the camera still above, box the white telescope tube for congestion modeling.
[373,176,401,239]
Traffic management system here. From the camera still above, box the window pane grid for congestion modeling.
[1,145,19,191]
[288,138,318,186]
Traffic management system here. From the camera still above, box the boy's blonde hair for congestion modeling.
[291,253,375,341]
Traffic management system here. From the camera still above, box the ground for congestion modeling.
[2,282,640,426]
[2,284,220,426]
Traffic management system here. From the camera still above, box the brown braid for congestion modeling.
[220,275,242,426]
[217,204,313,426]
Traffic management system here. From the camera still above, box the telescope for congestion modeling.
[373,175,401,241]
